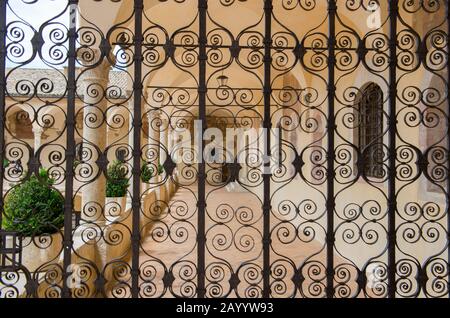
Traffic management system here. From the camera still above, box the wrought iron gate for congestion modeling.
[0,0,449,298]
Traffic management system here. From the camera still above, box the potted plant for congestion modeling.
[73,158,82,170]
[141,162,154,191]
[2,168,64,272]
[105,160,129,220]
[157,163,164,176]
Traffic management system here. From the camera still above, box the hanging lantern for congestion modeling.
[217,73,229,87]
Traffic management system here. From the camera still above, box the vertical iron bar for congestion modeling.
[388,0,398,299]
[131,0,144,298]
[0,0,6,231]
[326,0,336,298]
[197,0,207,298]
[446,0,450,300]
[263,0,273,299]
[62,0,78,298]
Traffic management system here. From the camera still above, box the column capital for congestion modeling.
[146,109,162,121]
[127,91,149,109]
[127,93,134,110]
[32,125,44,135]
[82,60,112,83]
[79,49,115,83]
[126,90,149,98]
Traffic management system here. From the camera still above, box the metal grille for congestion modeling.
[359,83,384,178]
[0,0,449,299]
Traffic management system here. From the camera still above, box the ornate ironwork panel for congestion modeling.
[0,0,449,299]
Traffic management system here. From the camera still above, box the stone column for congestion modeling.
[32,126,44,154]
[147,110,161,182]
[159,118,168,168]
[168,123,181,173]
[81,58,112,223]
[172,129,182,170]
[158,118,168,203]
[166,122,177,195]
[126,94,134,206]
[167,121,174,160]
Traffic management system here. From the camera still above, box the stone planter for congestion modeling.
[165,181,172,198]
[141,182,150,193]
[158,181,167,206]
[225,181,247,193]
[5,232,63,273]
[169,179,176,196]
[105,196,127,222]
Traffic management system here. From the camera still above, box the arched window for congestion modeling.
[358,83,384,178]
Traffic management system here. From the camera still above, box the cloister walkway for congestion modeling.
[134,183,331,298]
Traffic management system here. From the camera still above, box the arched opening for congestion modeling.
[9,110,33,140]
[358,83,384,178]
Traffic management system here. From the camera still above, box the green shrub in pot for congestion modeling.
[141,162,154,183]
[2,168,64,236]
[158,163,164,175]
[106,160,129,198]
